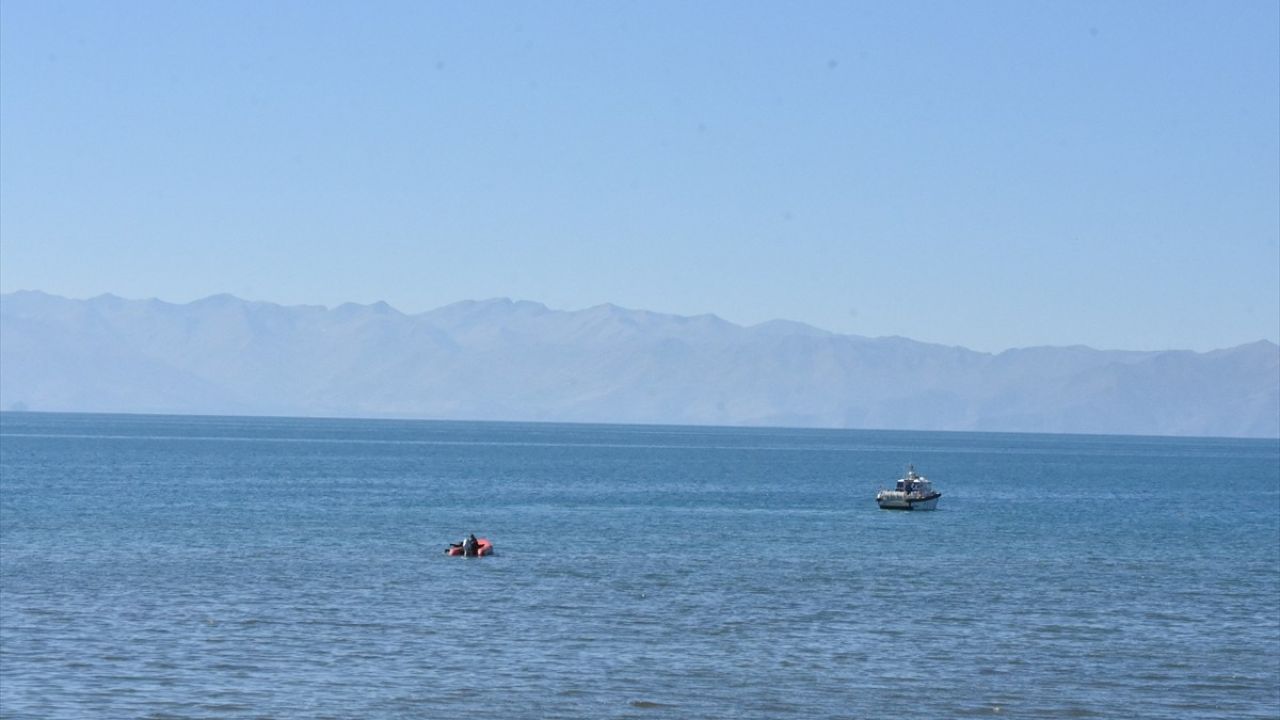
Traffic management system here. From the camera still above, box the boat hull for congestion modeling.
[445,538,494,556]
[876,492,941,511]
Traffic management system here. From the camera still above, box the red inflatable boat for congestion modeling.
[444,538,493,557]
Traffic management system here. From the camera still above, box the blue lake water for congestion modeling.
[1,412,1277,719]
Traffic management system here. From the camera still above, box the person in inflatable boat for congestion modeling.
[462,533,479,557]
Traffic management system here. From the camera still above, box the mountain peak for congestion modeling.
[190,293,244,307]
[334,300,403,317]
[750,318,832,338]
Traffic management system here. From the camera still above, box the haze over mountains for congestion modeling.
[1,291,1276,438]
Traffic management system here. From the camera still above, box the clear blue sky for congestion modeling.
[2,1,1277,352]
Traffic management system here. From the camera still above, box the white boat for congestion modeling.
[875,465,941,510]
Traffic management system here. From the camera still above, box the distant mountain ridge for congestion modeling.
[2,291,1277,438]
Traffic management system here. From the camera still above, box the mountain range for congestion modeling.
[1,291,1277,438]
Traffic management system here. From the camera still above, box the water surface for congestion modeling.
[2,412,1277,718]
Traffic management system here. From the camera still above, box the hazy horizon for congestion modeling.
[4,290,1276,438]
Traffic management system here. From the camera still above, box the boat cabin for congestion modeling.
[896,466,932,495]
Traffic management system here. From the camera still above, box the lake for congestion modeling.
[1,412,1277,719]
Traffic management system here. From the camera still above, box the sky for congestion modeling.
[1,1,1277,353]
